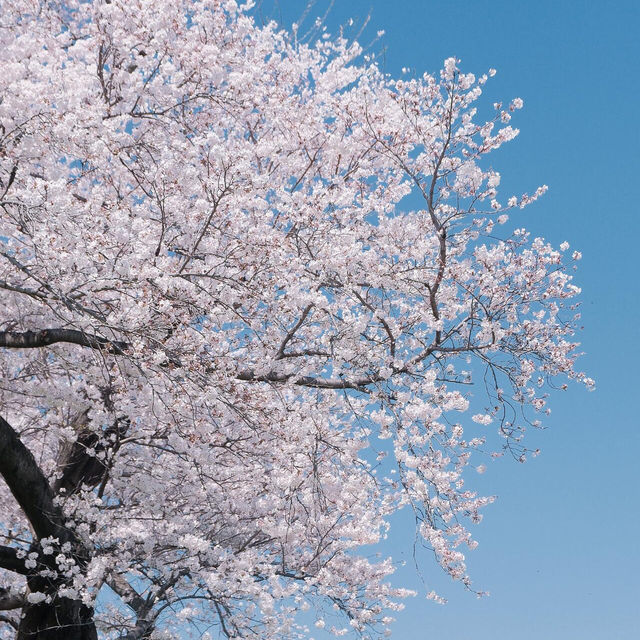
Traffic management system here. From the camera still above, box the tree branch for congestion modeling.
[0,588,25,611]
[0,327,372,391]
[0,329,128,355]
[275,304,314,359]
[236,369,380,391]
[0,250,106,321]
[0,613,18,630]
[106,573,156,640]
[0,416,70,541]
[0,546,29,576]
[106,574,148,616]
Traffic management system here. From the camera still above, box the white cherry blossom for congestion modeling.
[0,2,589,639]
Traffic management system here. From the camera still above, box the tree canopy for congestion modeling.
[0,1,590,638]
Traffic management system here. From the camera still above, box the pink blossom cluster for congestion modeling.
[0,1,589,638]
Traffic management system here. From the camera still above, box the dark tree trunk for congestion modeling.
[17,597,97,640]
[0,416,98,639]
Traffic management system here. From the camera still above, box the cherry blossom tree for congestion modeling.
[0,1,591,638]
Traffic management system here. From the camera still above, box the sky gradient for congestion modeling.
[259,2,640,638]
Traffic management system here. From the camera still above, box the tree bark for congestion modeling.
[16,596,97,640]
[0,329,127,355]
[0,416,98,640]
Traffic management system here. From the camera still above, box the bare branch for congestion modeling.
[275,303,314,359]
[106,573,149,618]
[0,329,128,355]
[236,369,380,391]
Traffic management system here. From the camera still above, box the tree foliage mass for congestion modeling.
[0,1,590,638]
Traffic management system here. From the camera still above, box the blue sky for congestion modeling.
[260,2,640,638]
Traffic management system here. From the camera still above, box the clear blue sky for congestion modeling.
[259,2,640,638]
